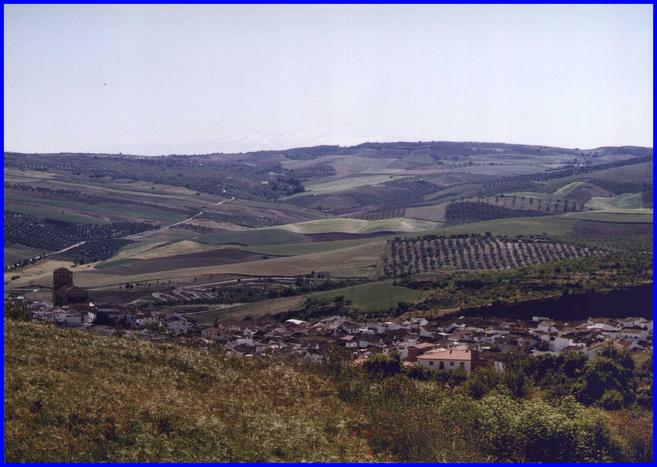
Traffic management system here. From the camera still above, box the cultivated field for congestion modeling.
[10,240,386,289]
[4,142,652,319]
[313,280,425,312]
[381,234,606,277]
[272,217,439,234]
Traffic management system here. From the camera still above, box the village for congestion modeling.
[8,283,652,372]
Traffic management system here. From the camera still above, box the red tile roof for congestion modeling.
[416,348,472,361]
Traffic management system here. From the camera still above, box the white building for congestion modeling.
[55,312,87,328]
[166,315,195,335]
[136,315,161,328]
[548,335,574,352]
[416,347,477,372]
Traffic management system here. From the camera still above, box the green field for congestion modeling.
[564,210,653,223]
[313,280,424,312]
[423,214,579,238]
[274,217,440,234]
[302,174,404,194]
[252,238,380,256]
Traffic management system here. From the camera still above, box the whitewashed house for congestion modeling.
[55,312,86,328]
[416,347,477,372]
[136,315,161,328]
[548,335,574,352]
[166,315,195,335]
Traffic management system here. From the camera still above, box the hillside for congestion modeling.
[4,320,651,463]
[3,321,373,462]
[4,141,652,319]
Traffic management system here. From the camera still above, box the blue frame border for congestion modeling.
[0,2,654,465]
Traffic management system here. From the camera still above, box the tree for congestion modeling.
[364,353,402,377]
[577,352,635,408]
[5,300,31,321]
[465,366,501,399]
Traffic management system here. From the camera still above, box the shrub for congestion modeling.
[363,353,402,377]
[477,393,624,462]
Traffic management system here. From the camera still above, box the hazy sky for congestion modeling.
[4,4,653,155]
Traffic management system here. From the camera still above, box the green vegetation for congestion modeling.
[382,234,603,276]
[321,347,650,462]
[4,321,373,462]
[565,210,652,223]
[429,214,579,237]
[274,217,439,234]
[400,238,652,314]
[313,280,424,312]
[4,312,652,462]
[5,211,152,252]
[304,174,405,194]
[504,345,653,411]
[252,237,377,256]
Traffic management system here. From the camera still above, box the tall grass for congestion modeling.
[4,321,373,462]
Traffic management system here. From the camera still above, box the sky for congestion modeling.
[4,4,653,155]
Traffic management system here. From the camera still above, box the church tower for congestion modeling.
[53,268,73,306]
[53,268,73,290]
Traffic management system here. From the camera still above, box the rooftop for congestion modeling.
[417,348,473,361]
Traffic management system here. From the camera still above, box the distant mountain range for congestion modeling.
[7,140,653,160]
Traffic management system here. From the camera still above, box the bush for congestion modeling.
[363,353,401,377]
[598,390,625,410]
[477,393,624,462]
[465,367,501,399]
[578,353,635,407]
[5,301,32,321]
[406,364,433,381]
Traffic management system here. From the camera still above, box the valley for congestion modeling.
[4,142,652,323]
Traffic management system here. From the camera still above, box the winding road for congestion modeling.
[125,196,235,240]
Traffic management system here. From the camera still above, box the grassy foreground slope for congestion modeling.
[4,321,373,462]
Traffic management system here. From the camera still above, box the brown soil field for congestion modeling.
[88,289,154,305]
[192,295,307,325]
[405,203,448,222]
[13,241,386,289]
